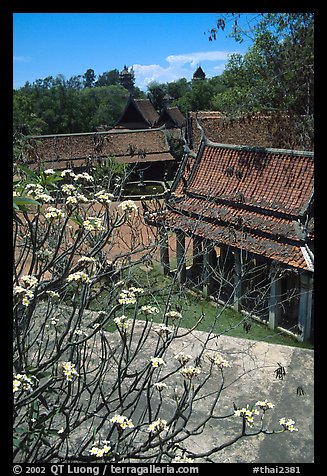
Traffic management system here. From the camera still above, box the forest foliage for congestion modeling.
[13,13,313,142]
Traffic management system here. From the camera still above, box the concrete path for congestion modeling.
[31,306,314,463]
[125,322,314,463]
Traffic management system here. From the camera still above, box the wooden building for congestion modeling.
[24,127,175,179]
[192,66,206,81]
[149,129,314,342]
[119,65,135,95]
[22,96,186,180]
[156,106,186,130]
[114,97,160,130]
[186,111,313,152]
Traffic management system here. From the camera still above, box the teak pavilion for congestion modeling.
[149,126,314,342]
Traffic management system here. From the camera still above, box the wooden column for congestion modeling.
[159,228,170,275]
[192,235,203,278]
[298,272,313,342]
[176,231,186,284]
[268,269,282,329]
[202,240,215,297]
[233,249,243,312]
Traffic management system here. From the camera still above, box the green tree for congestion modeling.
[13,75,132,134]
[83,68,96,88]
[95,69,120,87]
[208,13,314,146]
[80,85,130,130]
[13,91,47,135]
[146,81,167,111]
[66,75,83,90]
[211,13,314,116]
[167,78,191,101]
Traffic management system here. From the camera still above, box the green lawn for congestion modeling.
[90,264,313,349]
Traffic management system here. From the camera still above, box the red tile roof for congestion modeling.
[25,128,175,170]
[188,111,313,151]
[160,139,314,271]
[162,210,309,270]
[184,143,313,216]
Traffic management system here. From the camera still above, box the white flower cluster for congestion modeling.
[94,190,114,205]
[110,414,134,430]
[67,271,92,285]
[20,275,38,288]
[255,400,275,411]
[119,200,138,214]
[153,382,168,392]
[140,305,159,315]
[61,183,89,205]
[25,183,53,203]
[179,366,201,380]
[206,351,231,369]
[74,172,94,183]
[279,417,298,432]
[44,168,55,175]
[60,169,75,178]
[13,373,37,393]
[150,357,166,368]
[118,287,144,305]
[44,206,65,221]
[89,441,112,458]
[61,361,79,382]
[234,404,260,427]
[45,290,60,301]
[78,256,96,265]
[61,184,77,195]
[36,248,52,261]
[14,274,38,306]
[154,323,173,337]
[148,418,168,434]
[166,310,182,321]
[83,217,105,232]
[114,315,131,331]
[172,455,195,463]
[68,194,89,205]
[175,352,192,366]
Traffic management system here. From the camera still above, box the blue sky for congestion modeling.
[13,13,256,91]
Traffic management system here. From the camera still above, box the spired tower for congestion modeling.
[192,65,206,81]
[119,65,135,95]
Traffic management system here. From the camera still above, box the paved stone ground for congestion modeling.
[141,326,314,464]
[29,306,314,463]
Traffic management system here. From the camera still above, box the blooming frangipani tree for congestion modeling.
[13,165,298,464]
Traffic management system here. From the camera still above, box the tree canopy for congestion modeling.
[208,13,314,118]
[13,13,313,146]
[13,71,138,135]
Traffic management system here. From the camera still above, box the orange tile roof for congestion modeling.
[185,144,313,216]
[188,111,313,151]
[162,140,314,271]
[25,128,175,170]
[162,210,309,270]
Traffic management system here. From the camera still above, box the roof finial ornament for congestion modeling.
[195,114,208,145]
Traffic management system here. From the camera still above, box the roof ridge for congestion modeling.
[28,126,167,139]
[201,138,314,157]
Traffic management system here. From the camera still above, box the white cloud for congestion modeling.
[166,50,232,67]
[133,50,236,90]
[133,63,180,89]
[13,55,32,63]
